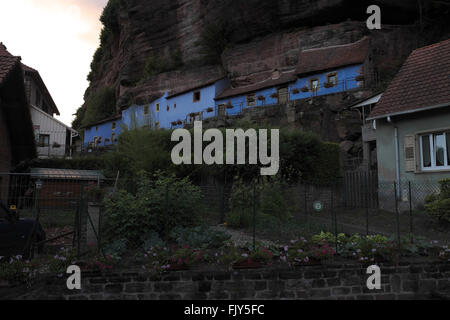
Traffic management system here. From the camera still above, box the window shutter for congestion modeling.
[404,135,416,172]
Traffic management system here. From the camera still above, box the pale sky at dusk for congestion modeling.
[0,0,109,126]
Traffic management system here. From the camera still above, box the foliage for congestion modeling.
[87,46,104,82]
[142,50,183,79]
[100,0,123,34]
[169,226,231,249]
[47,247,77,275]
[259,177,292,221]
[103,238,129,261]
[113,127,174,178]
[197,21,232,64]
[81,87,117,128]
[425,178,450,223]
[227,177,292,228]
[102,171,203,247]
[226,179,256,228]
[72,105,86,130]
[0,255,38,286]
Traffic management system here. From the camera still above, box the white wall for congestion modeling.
[30,106,67,158]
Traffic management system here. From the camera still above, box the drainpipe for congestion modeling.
[387,116,401,198]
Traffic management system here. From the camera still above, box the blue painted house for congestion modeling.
[215,37,372,113]
[83,115,121,148]
[82,37,372,148]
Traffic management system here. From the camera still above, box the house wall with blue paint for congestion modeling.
[290,64,363,100]
[83,118,121,147]
[215,64,363,115]
[136,78,229,129]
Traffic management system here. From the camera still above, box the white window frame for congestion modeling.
[419,131,450,171]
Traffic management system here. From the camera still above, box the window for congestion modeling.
[155,122,160,130]
[38,134,50,147]
[111,133,116,142]
[167,105,170,112]
[112,122,116,130]
[246,94,256,107]
[96,126,99,132]
[419,131,450,171]
[143,105,149,115]
[310,78,319,91]
[193,91,201,102]
[326,72,338,86]
[174,103,177,109]
[156,103,160,112]
[97,136,102,144]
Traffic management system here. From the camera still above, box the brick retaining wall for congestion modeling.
[3,260,449,300]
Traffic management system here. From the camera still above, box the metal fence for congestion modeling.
[97,176,448,251]
[1,171,447,260]
[0,172,104,259]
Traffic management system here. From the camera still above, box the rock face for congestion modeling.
[83,0,449,161]
[87,0,450,105]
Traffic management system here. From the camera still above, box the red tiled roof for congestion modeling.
[369,38,450,119]
[296,37,370,76]
[215,71,297,100]
[0,43,21,86]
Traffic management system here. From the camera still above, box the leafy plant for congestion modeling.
[169,226,231,249]
[102,171,203,247]
[425,178,450,223]
[81,87,116,128]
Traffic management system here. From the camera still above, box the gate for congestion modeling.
[343,170,378,209]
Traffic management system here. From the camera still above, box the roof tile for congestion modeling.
[370,38,450,119]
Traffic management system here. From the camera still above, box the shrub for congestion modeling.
[102,171,203,247]
[169,226,231,249]
[226,179,256,228]
[81,87,116,128]
[425,178,450,223]
[197,21,232,64]
[143,50,183,79]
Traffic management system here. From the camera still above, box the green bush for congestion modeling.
[226,179,255,228]
[142,50,183,79]
[102,171,203,247]
[81,87,116,128]
[197,21,232,64]
[425,178,450,223]
[169,226,231,249]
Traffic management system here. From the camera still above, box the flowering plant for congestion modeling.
[0,255,38,286]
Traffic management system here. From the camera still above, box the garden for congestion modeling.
[1,172,449,289]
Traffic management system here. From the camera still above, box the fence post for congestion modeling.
[365,174,369,236]
[165,184,169,244]
[409,181,414,243]
[253,183,257,251]
[304,184,308,224]
[332,185,338,255]
[394,181,401,249]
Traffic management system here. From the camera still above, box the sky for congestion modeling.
[0,0,109,126]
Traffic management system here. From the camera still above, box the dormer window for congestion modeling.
[156,103,160,112]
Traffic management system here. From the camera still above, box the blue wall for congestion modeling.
[83,119,121,147]
[215,64,363,114]
[82,66,363,147]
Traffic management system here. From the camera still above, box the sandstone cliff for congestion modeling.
[84,0,449,108]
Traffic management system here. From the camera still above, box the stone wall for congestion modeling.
[7,260,449,300]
